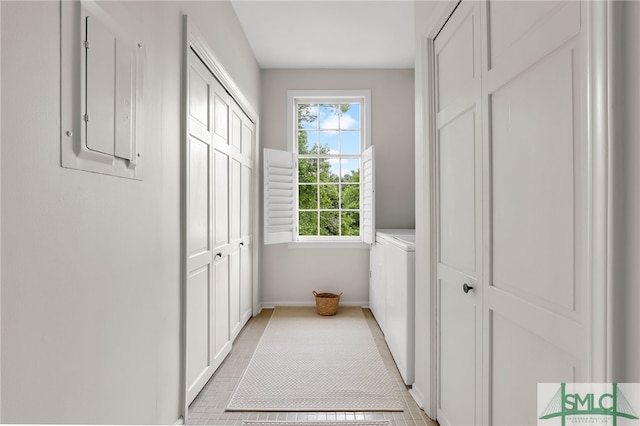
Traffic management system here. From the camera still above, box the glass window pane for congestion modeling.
[319,158,339,183]
[341,212,360,236]
[319,104,340,129]
[299,184,317,209]
[341,131,360,155]
[298,158,317,183]
[341,184,360,209]
[299,211,318,236]
[298,104,318,129]
[319,184,339,209]
[319,130,339,154]
[341,103,360,129]
[298,130,318,154]
[320,211,340,236]
[341,159,360,182]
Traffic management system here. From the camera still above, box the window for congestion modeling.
[297,101,363,239]
[264,90,374,246]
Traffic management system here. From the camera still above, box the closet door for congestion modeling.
[434,3,483,425]
[481,2,587,424]
[186,51,219,404]
[240,119,254,324]
[229,101,254,341]
[228,105,243,341]
[431,1,591,424]
[212,81,233,362]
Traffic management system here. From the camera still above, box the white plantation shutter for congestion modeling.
[264,148,296,244]
[362,146,375,245]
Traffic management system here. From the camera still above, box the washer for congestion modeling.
[370,229,415,385]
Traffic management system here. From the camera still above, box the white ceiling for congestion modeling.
[230,1,415,69]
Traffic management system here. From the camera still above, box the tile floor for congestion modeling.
[187,308,438,426]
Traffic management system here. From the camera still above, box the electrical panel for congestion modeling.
[61,1,144,180]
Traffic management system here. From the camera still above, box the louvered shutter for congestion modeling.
[263,148,296,244]
[362,146,375,245]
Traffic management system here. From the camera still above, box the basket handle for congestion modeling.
[312,291,318,297]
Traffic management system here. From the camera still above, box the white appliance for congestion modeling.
[369,229,415,385]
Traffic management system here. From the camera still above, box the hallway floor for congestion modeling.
[187,308,437,426]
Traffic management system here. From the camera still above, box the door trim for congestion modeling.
[416,0,613,421]
[586,0,613,382]
[181,15,261,421]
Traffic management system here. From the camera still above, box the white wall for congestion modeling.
[260,69,414,306]
[611,0,640,383]
[0,1,259,423]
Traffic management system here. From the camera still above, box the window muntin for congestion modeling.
[296,101,363,239]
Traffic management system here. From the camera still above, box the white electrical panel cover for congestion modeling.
[61,1,144,180]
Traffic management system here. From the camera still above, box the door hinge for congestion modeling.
[83,114,90,123]
[84,40,90,49]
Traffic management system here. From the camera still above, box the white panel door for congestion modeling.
[229,157,242,340]
[228,101,252,341]
[482,2,586,424]
[434,3,483,425]
[431,2,589,425]
[186,51,216,404]
[212,83,233,362]
[240,118,255,324]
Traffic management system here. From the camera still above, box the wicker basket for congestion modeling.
[312,291,342,316]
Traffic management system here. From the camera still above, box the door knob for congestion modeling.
[216,252,222,258]
[463,283,474,294]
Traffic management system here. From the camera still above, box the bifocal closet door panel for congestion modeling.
[211,85,235,363]
[482,2,587,424]
[240,118,255,324]
[186,51,216,404]
[434,2,483,425]
[230,102,253,340]
[229,156,242,340]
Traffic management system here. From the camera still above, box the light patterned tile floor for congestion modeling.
[187,308,438,426]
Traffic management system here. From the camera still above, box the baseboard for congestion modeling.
[409,386,426,410]
[261,301,369,309]
[252,304,263,316]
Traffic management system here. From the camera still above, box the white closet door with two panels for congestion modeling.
[433,2,589,425]
[186,50,223,404]
[186,49,255,404]
[434,3,483,424]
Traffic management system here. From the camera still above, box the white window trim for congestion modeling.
[287,90,372,246]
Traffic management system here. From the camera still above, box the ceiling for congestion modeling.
[230,1,415,69]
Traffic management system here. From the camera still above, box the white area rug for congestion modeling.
[227,307,403,412]
[242,421,391,425]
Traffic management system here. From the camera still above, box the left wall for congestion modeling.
[0,1,260,423]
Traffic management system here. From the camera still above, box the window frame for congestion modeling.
[287,90,372,245]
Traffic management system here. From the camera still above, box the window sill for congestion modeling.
[287,242,370,249]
